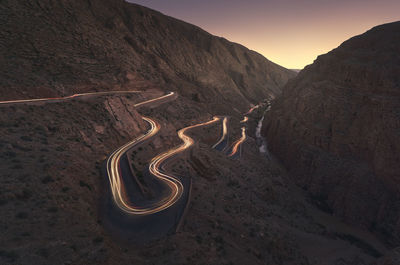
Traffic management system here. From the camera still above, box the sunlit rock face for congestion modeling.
[263,21,400,245]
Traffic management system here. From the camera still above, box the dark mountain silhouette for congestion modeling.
[263,21,400,246]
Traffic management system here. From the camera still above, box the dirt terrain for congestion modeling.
[0,0,398,264]
[0,93,390,265]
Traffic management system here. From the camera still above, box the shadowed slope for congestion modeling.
[263,21,400,245]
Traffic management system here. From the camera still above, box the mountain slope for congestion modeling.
[263,21,400,245]
[0,0,294,111]
[1,1,397,264]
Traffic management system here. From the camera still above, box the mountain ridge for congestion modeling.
[263,21,400,245]
[0,0,295,113]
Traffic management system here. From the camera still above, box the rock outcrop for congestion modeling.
[263,21,400,245]
[0,0,295,111]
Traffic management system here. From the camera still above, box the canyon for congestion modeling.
[263,20,400,253]
[0,0,399,264]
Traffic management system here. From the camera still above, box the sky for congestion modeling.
[127,0,400,69]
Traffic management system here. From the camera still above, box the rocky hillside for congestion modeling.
[0,0,294,111]
[3,1,396,264]
[2,92,390,265]
[263,21,400,245]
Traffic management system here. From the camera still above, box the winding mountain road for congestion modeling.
[225,104,264,158]
[212,116,229,151]
[107,104,220,215]
[228,126,247,158]
[240,116,249,123]
[3,89,259,240]
[245,105,259,115]
[0,90,142,105]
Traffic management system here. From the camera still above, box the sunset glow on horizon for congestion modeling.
[128,0,400,69]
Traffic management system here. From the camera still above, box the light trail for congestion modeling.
[2,89,180,215]
[245,105,259,115]
[2,89,215,215]
[0,90,141,105]
[107,99,220,215]
[212,117,228,149]
[106,116,161,214]
[240,116,248,123]
[134,92,175,107]
[144,116,220,214]
[227,127,247,157]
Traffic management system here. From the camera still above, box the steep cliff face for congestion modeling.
[0,0,294,110]
[263,21,400,245]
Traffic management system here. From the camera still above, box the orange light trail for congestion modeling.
[212,117,228,149]
[227,127,246,157]
[134,92,174,107]
[245,105,259,115]
[0,90,141,105]
[106,116,161,214]
[240,116,248,123]
[107,111,220,215]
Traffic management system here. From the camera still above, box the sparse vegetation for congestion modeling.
[4,151,16,158]
[79,180,92,190]
[15,211,28,219]
[56,146,65,152]
[0,249,19,262]
[47,207,58,213]
[93,236,104,244]
[41,176,54,184]
[20,135,33,142]
[35,248,50,258]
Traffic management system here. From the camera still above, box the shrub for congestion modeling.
[36,248,49,258]
[20,135,33,142]
[4,151,16,158]
[0,198,7,206]
[195,235,203,244]
[15,212,28,219]
[16,189,32,201]
[0,250,19,262]
[79,180,92,190]
[93,237,103,244]
[12,164,23,169]
[47,207,58,213]
[56,146,64,152]
[41,176,54,184]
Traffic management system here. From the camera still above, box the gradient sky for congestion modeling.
[127,0,400,69]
